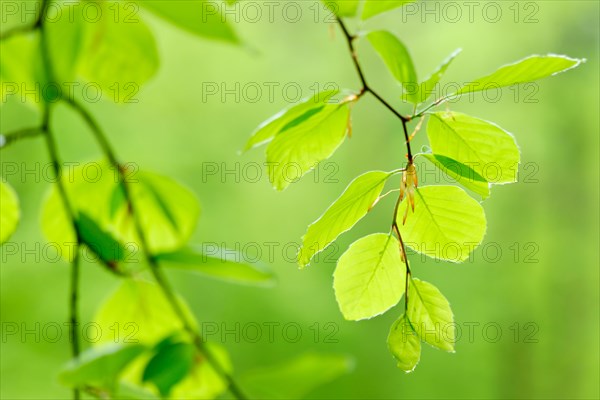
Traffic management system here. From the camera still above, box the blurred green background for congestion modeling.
[1,0,599,398]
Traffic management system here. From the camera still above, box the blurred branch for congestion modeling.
[64,97,249,400]
[0,127,45,149]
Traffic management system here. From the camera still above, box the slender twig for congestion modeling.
[0,127,44,149]
[36,1,81,398]
[335,17,414,164]
[65,98,248,400]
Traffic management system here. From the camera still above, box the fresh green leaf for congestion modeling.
[41,161,118,262]
[77,2,159,100]
[427,111,520,184]
[388,314,421,372]
[407,278,455,352]
[367,30,418,103]
[410,49,461,104]
[0,180,20,244]
[398,185,486,262]
[156,245,275,287]
[0,31,46,109]
[452,54,584,97]
[244,90,339,152]
[421,153,490,198]
[298,170,392,268]
[334,233,406,321]
[140,0,238,43]
[241,352,353,399]
[76,212,126,263]
[114,171,201,255]
[266,103,350,191]
[143,341,196,397]
[59,344,147,389]
[323,0,361,17]
[362,0,415,20]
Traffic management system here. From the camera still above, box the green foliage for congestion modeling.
[362,0,415,20]
[367,30,418,103]
[387,314,420,372]
[323,0,361,17]
[247,3,583,373]
[298,170,393,268]
[75,212,126,264]
[427,111,520,184]
[0,181,20,244]
[59,343,147,390]
[142,337,196,397]
[452,55,584,98]
[240,352,353,399]
[157,246,275,287]
[140,0,238,43]
[398,186,486,262]
[334,233,406,320]
[407,278,455,352]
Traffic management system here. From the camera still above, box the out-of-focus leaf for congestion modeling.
[362,0,415,20]
[143,340,196,397]
[427,111,520,184]
[59,343,147,389]
[266,103,351,191]
[245,90,339,152]
[0,31,46,109]
[157,245,275,287]
[241,352,353,399]
[0,180,20,244]
[114,171,200,255]
[76,212,125,263]
[388,314,421,372]
[398,186,486,262]
[140,0,238,43]
[298,170,392,268]
[323,0,361,17]
[407,278,455,351]
[367,31,418,103]
[334,233,406,321]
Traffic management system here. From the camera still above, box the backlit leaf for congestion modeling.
[362,0,415,20]
[398,186,486,262]
[0,180,20,244]
[298,170,392,268]
[387,313,421,372]
[421,153,490,198]
[334,233,406,321]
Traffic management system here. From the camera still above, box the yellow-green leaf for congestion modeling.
[334,233,406,321]
[0,180,20,244]
[362,0,415,20]
[387,314,421,372]
[398,186,486,262]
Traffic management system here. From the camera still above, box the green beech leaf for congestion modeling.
[427,111,520,184]
[76,212,126,264]
[421,153,490,198]
[241,352,353,399]
[266,103,351,191]
[398,186,486,262]
[0,181,20,244]
[59,343,147,389]
[77,2,159,100]
[298,170,392,268]
[140,0,238,43]
[245,90,339,152]
[0,31,46,109]
[367,30,418,103]
[387,314,421,372]
[143,341,196,397]
[334,233,406,321]
[362,0,415,20]
[407,278,455,352]
[114,171,200,255]
[409,49,461,104]
[156,245,275,287]
[323,0,361,17]
[452,55,584,97]
[41,161,119,262]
